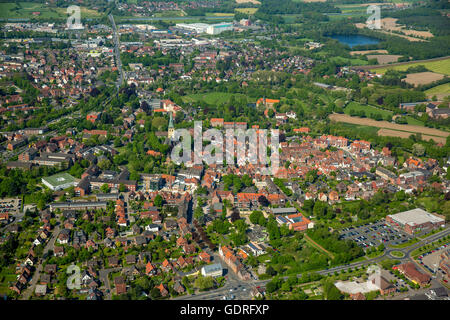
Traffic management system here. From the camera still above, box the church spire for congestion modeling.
[168,112,175,139]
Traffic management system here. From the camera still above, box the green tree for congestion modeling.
[100,183,110,193]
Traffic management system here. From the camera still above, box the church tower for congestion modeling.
[168,112,175,139]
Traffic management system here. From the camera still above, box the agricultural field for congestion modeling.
[329,113,450,141]
[366,54,402,64]
[350,50,389,56]
[370,57,450,76]
[402,72,445,86]
[235,0,261,4]
[378,18,434,39]
[153,10,186,17]
[330,56,368,66]
[235,8,259,14]
[377,128,446,144]
[344,102,393,118]
[0,2,102,19]
[425,83,450,99]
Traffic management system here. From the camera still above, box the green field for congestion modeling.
[405,116,424,126]
[425,83,450,97]
[0,2,102,19]
[330,56,368,66]
[154,10,186,17]
[344,102,393,117]
[371,58,450,76]
[182,92,248,105]
[235,8,258,14]
[390,251,405,258]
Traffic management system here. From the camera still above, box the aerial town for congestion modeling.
[0,0,449,304]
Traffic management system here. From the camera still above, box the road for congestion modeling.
[21,224,60,300]
[99,267,121,300]
[318,226,450,276]
[172,226,450,300]
[108,14,124,89]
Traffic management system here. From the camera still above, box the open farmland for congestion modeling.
[402,72,445,86]
[378,18,434,39]
[369,56,450,75]
[235,8,259,14]
[235,0,261,4]
[0,2,102,19]
[425,83,450,99]
[329,113,450,142]
[377,128,447,144]
[344,102,393,118]
[366,54,402,64]
[350,50,389,56]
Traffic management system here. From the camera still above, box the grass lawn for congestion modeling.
[390,238,419,249]
[344,102,393,118]
[235,8,258,14]
[405,116,424,126]
[371,58,450,76]
[330,56,368,66]
[206,12,235,17]
[153,10,185,17]
[390,251,405,258]
[182,92,248,105]
[0,266,17,293]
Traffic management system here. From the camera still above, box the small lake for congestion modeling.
[330,34,380,48]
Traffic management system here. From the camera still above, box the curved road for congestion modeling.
[172,226,450,300]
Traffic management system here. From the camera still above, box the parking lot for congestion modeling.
[0,198,21,215]
[339,220,413,249]
[417,244,449,283]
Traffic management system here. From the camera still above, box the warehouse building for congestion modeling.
[42,173,77,191]
[386,208,445,235]
[206,22,233,35]
[175,23,209,34]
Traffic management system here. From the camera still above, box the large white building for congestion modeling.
[386,208,445,235]
[175,23,209,34]
[42,173,77,191]
[201,263,223,277]
[175,22,233,35]
[206,22,233,35]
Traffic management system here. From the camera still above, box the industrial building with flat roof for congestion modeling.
[386,208,445,235]
[175,22,233,35]
[42,173,77,191]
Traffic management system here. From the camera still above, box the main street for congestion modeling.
[108,14,124,89]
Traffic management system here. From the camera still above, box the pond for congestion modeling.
[330,34,380,48]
